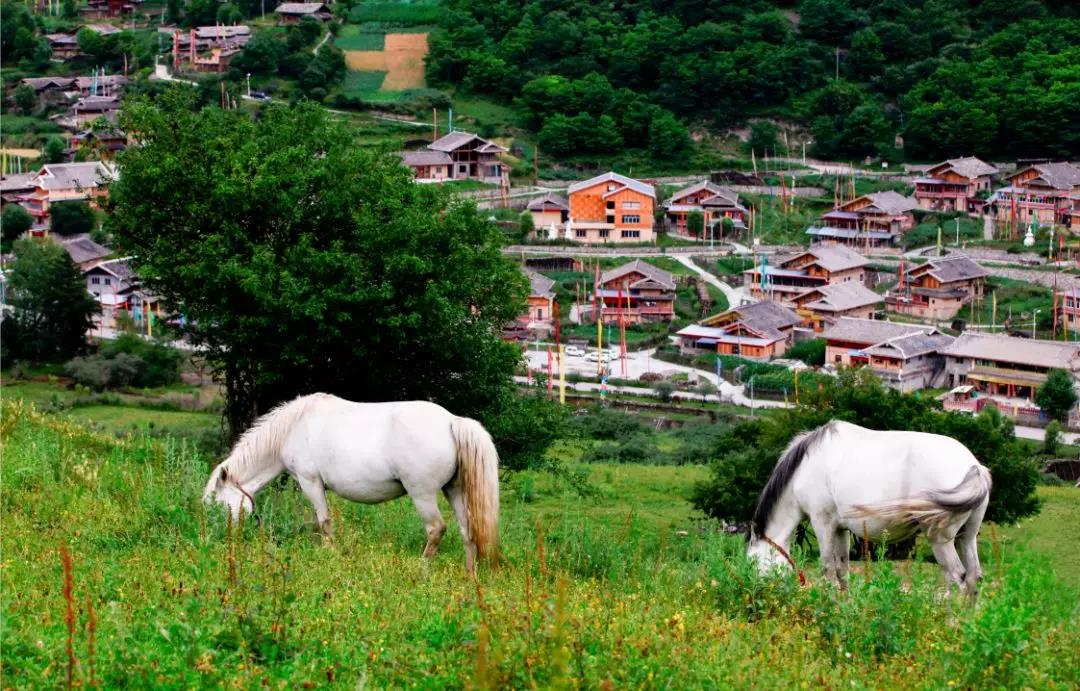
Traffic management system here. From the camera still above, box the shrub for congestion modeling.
[1041,420,1061,456]
[572,405,645,440]
[99,334,184,388]
[786,339,826,366]
[65,352,142,391]
[1035,369,1077,422]
[653,380,675,402]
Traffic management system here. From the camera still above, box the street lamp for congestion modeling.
[1032,309,1041,338]
[955,217,960,247]
[246,73,251,98]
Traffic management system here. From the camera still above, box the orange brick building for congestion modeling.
[566,172,655,244]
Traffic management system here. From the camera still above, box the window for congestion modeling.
[621,215,640,224]
[622,201,640,210]
[575,229,587,238]
[599,229,610,238]
[104,278,112,286]
[91,277,101,285]
[536,308,543,319]
[621,230,641,238]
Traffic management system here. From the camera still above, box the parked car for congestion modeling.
[251,91,271,101]
[564,345,585,357]
[585,350,612,363]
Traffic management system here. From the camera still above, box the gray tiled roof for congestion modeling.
[1016,162,1080,190]
[731,300,802,340]
[526,192,569,211]
[784,244,868,273]
[34,162,117,191]
[863,332,955,359]
[915,255,989,284]
[599,260,675,290]
[274,2,329,14]
[939,332,1080,370]
[798,282,883,312]
[428,131,507,154]
[399,150,452,166]
[59,234,111,264]
[523,269,555,298]
[863,191,919,215]
[933,157,997,179]
[824,317,938,345]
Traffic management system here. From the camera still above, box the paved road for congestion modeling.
[671,254,748,307]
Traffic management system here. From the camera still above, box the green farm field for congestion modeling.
[2,400,1079,688]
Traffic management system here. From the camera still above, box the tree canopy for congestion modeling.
[2,238,99,364]
[426,0,1080,161]
[1035,369,1078,423]
[107,92,559,468]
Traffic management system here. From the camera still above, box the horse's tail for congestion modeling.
[451,416,500,562]
[850,465,992,535]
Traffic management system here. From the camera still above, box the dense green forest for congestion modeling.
[426,0,1080,161]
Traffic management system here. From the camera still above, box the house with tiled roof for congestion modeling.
[661,180,747,239]
[744,245,868,303]
[566,172,656,244]
[399,131,508,185]
[940,333,1080,418]
[58,233,111,269]
[823,317,952,391]
[590,260,674,323]
[18,161,117,226]
[987,161,1080,229]
[677,300,802,360]
[886,254,989,320]
[45,34,81,61]
[807,191,919,248]
[788,282,884,332]
[274,2,331,23]
[914,157,997,214]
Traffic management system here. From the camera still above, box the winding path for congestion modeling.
[670,255,746,308]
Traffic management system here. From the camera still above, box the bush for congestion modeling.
[99,334,185,388]
[50,201,95,236]
[653,380,676,402]
[1035,369,1077,422]
[1041,420,1062,456]
[572,405,645,440]
[786,339,826,366]
[583,432,661,464]
[65,352,143,391]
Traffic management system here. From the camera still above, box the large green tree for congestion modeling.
[2,238,99,363]
[1035,369,1078,423]
[1,204,33,253]
[107,93,551,465]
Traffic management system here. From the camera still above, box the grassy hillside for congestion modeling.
[3,400,1078,687]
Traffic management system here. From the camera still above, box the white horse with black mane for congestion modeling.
[204,393,500,573]
[748,420,991,592]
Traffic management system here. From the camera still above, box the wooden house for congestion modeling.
[524,269,555,325]
[67,126,127,160]
[18,77,77,107]
[79,0,138,18]
[941,332,1080,407]
[1058,288,1080,334]
[566,172,656,244]
[274,2,332,24]
[46,34,81,61]
[590,260,675,323]
[914,157,997,214]
[399,151,451,183]
[744,245,868,303]
[58,233,111,270]
[399,131,507,185]
[74,74,127,97]
[806,191,919,248]
[788,282,883,332]
[18,161,117,225]
[823,317,952,391]
[677,300,801,361]
[987,162,1080,228]
[527,193,569,238]
[886,255,988,320]
[661,181,746,238]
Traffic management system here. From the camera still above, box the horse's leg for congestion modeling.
[409,491,446,561]
[929,535,967,592]
[444,483,476,574]
[809,513,840,587]
[833,528,851,590]
[295,476,333,538]
[958,500,989,598]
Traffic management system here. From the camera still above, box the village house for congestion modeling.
[913,157,997,215]
[274,2,332,24]
[160,25,251,72]
[399,131,508,185]
[17,161,117,226]
[744,244,868,302]
[677,300,801,360]
[75,74,127,97]
[788,282,884,332]
[565,172,656,244]
[54,95,122,130]
[1,173,37,212]
[527,193,569,239]
[18,77,77,107]
[806,191,919,248]
[67,126,128,160]
[83,257,163,335]
[939,332,1080,419]
[823,317,952,391]
[79,0,140,18]
[661,181,747,238]
[46,34,81,61]
[886,254,989,320]
[589,260,675,323]
[987,161,1080,229]
[1059,288,1080,334]
[58,234,111,270]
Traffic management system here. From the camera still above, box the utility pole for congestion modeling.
[835,47,839,81]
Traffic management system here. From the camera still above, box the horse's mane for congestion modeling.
[750,421,838,537]
[218,393,330,482]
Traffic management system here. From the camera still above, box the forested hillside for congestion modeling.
[426,0,1080,161]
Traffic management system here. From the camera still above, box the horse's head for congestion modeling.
[203,465,255,522]
[746,532,791,574]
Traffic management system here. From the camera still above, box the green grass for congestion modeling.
[334,25,386,50]
[903,216,983,250]
[62,404,218,439]
[998,486,1080,583]
[970,276,1053,333]
[342,70,387,95]
[3,401,1078,688]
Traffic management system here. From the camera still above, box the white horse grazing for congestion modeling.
[204,393,500,572]
[747,420,992,592]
